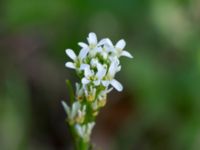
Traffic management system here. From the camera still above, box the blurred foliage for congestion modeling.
[0,0,200,150]
[0,70,30,150]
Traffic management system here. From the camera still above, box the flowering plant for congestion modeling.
[62,32,133,150]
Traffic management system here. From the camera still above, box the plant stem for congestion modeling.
[75,138,90,150]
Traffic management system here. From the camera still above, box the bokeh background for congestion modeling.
[1,0,200,150]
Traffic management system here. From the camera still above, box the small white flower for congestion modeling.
[98,38,113,47]
[75,83,84,101]
[87,32,97,46]
[61,101,86,124]
[115,39,133,58]
[75,122,95,142]
[78,32,98,50]
[90,58,99,67]
[85,86,97,102]
[82,63,106,86]
[102,59,123,91]
[65,48,89,69]
[91,100,98,111]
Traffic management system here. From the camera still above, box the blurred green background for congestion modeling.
[1,0,200,150]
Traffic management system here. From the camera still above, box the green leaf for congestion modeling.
[66,80,75,104]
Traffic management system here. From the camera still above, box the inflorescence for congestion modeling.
[62,32,133,143]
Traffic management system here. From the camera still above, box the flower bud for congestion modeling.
[85,86,96,102]
[97,93,107,107]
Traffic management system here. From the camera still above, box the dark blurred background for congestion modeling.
[1,0,200,150]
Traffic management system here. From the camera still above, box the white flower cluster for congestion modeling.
[62,32,133,142]
[65,32,133,91]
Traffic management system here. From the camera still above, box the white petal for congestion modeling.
[108,61,116,77]
[84,67,93,77]
[98,38,113,47]
[105,38,114,47]
[94,80,100,86]
[102,80,110,87]
[73,102,81,111]
[87,122,95,134]
[97,38,106,46]
[82,78,90,85]
[106,88,113,93]
[65,49,77,60]
[75,124,84,137]
[75,83,80,91]
[61,101,70,115]
[65,62,76,69]
[121,50,133,58]
[87,32,97,45]
[80,64,90,70]
[116,39,126,49]
[109,56,120,65]
[110,79,123,91]
[78,42,88,48]
[96,63,106,79]
[79,48,89,59]
[71,102,80,118]
[92,101,98,110]
[90,58,98,66]
[95,47,102,52]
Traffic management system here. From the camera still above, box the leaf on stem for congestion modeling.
[66,80,75,104]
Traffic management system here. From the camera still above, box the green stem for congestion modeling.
[68,123,91,150]
[75,138,90,150]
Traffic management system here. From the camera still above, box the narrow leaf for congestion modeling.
[66,80,75,104]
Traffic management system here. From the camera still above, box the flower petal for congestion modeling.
[80,64,90,70]
[71,102,80,118]
[108,61,117,77]
[65,62,76,69]
[110,79,123,91]
[98,38,113,47]
[87,32,97,45]
[65,49,77,60]
[102,80,110,87]
[90,58,99,67]
[116,39,126,49]
[94,80,100,86]
[84,67,93,77]
[82,78,90,85]
[79,48,89,59]
[121,50,133,58]
[106,88,113,93]
[78,42,88,49]
[61,101,70,115]
[75,124,84,137]
[87,122,95,134]
[96,63,106,79]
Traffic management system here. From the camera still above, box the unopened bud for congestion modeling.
[92,111,99,117]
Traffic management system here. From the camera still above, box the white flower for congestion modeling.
[90,58,99,67]
[61,101,86,124]
[63,32,134,145]
[75,122,95,142]
[102,58,123,91]
[65,48,89,69]
[81,63,106,86]
[85,86,97,102]
[87,32,97,46]
[79,33,105,57]
[114,39,133,58]
[91,101,98,111]
[78,32,98,50]
[75,83,84,101]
